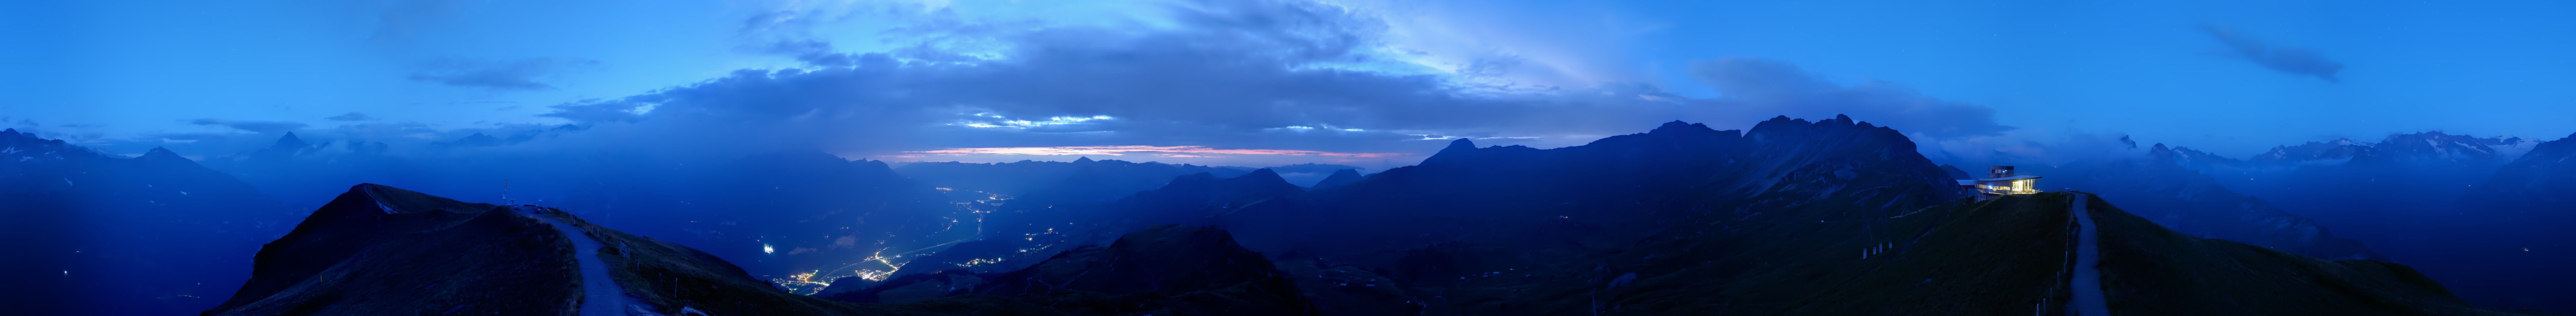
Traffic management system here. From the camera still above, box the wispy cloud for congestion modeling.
[324,112,378,121]
[522,0,2017,161]
[407,57,599,90]
[187,118,307,133]
[2199,24,2344,82]
[913,145,1408,158]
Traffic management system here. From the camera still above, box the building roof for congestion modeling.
[1956,179,1978,186]
[1976,175,2041,181]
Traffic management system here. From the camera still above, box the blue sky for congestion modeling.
[5,0,2574,167]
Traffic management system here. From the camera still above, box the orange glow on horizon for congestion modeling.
[905,145,1409,158]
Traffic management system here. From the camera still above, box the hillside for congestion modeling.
[1385,191,2533,315]
[2081,193,2522,315]
[206,184,1357,316]
[196,131,977,296]
[2171,131,2574,312]
[202,184,581,315]
[1,128,297,315]
[192,117,2560,315]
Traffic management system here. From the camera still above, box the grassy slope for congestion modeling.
[2087,193,2534,315]
[1598,193,2073,315]
[1378,168,1990,315]
[1718,193,2074,315]
[1405,190,2540,316]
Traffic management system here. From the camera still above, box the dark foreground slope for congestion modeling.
[204,184,580,315]
[210,184,1341,316]
[1446,192,2534,315]
[2081,193,2526,315]
[961,224,1315,315]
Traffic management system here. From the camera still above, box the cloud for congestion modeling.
[188,118,308,133]
[95,120,563,157]
[519,0,2017,164]
[2199,25,2343,82]
[407,57,600,90]
[538,98,650,123]
[913,145,1407,157]
[751,39,850,66]
[324,112,378,121]
[1918,130,2144,166]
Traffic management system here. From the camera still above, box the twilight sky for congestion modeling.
[5,0,2574,168]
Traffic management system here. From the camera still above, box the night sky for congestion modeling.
[7,0,2574,169]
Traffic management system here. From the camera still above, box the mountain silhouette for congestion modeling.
[1,129,296,315]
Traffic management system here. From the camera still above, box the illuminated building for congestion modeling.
[1965,165,2041,195]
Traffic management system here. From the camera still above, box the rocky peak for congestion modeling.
[1650,120,1711,134]
[2248,131,2538,165]
[1416,137,1515,167]
[1236,168,1288,185]
[139,147,188,162]
[273,132,310,149]
[1312,169,1365,188]
[1440,138,1476,152]
[2,128,67,147]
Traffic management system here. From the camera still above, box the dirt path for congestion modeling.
[519,206,638,316]
[2069,193,2113,316]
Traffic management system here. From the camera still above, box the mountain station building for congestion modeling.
[1961,166,2040,195]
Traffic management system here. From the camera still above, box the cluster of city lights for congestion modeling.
[767,189,1062,294]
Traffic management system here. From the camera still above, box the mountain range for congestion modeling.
[184,117,2549,315]
[11,115,2569,314]
[1,128,304,315]
[2123,131,2576,311]
[1985,143,2382,260]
